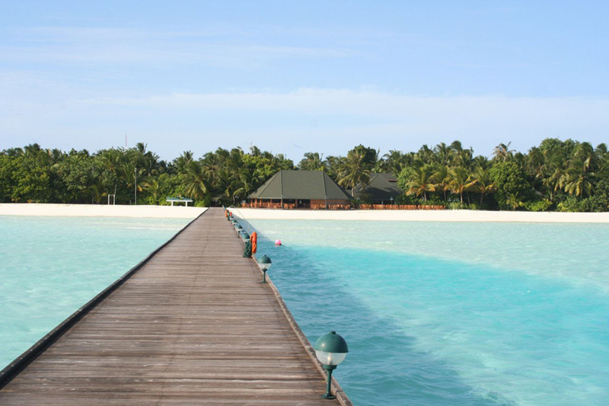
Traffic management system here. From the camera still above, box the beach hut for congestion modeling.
[247,170,351,209]
[353,173,403,205]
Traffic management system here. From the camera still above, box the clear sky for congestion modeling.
[1,1,608,161]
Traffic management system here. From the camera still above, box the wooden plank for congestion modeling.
[0,208,344,405]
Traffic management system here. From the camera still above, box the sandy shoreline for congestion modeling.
[231,207,609,223]
[2,204,609,223]
[0,203,207,219]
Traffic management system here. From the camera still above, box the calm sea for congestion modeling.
[243,219,609,406]
[0,215,192,369]
[3,215,608,405]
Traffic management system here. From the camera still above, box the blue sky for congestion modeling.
[1,1,608,161]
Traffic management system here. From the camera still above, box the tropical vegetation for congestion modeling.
[1,139,608,212]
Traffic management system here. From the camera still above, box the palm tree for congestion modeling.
[450,140,464,153]
[416,145,434,163]
[249,145,261,156]
[324,155,344,180]
[233,165,264,203]
[401,165,435,202]
[337,151,371,196]
[175,151,194,173]
[431,165,450,201]
[493,142,515,162]
[448,166,476,204]
[472,166,495,206]
[147,179,161,205]
[142,150,160,177]
[573,142,595,173]
[298,152,325,171]
[562,157,596,198]
[182,161,209,200]
[119,162,148,204]
[373,156,388,173]
[454,148,474,169]
[548,163,569,199]
[433,143,452,166]
[506,192,524,211]
[383,150,408,175]
[86,183,104,204]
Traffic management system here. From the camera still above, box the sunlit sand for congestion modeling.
[232,207,609,223]
[0,203,206,219]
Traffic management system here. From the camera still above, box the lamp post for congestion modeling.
[314,331,349,400]
[257,255,272,283]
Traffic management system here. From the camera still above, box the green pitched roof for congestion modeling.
[353,173,403,201]
[249,170,351,200]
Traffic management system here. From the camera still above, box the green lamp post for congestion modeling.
[314,331,349,400]
[257,255,272,283]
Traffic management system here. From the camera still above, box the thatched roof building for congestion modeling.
[247,170,351,209]
[353,173,403,204]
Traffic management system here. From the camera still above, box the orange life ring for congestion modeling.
[251,232,258,254]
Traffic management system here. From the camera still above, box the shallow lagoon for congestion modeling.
[2,215,608,405]
[0,215,191,369]
[244,219,609,405]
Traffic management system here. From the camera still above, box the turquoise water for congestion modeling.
[0,215,192,370]
[243,219,609,406]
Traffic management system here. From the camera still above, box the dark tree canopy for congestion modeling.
[1,138,608,211]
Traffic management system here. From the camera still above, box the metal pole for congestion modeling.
[134,168,137,205]
[321,365,336,399]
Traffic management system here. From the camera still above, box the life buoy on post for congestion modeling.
[251,232,258,254]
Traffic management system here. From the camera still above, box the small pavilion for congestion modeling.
[166,197,194,206]
[247,170,351,209]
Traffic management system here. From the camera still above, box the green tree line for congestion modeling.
[1,139,608,211]
[0,143,293,207]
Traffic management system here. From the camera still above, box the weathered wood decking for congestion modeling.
[0,208,344,405]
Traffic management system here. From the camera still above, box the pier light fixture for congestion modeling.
[257,255,272,283]
[314,331,349,400]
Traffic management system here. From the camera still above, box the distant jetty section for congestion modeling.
[0,208,349,405]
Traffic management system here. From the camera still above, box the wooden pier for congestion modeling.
[0,208,348,405]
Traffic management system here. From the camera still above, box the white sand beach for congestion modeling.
[231,207,609,223]
[2,204,609,222]
[0,203,206,219]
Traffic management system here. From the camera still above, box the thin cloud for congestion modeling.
[0,26,358,68]
[79,88,609,125]
[4,85,608,159]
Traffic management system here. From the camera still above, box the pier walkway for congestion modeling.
[0,208,342,405]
